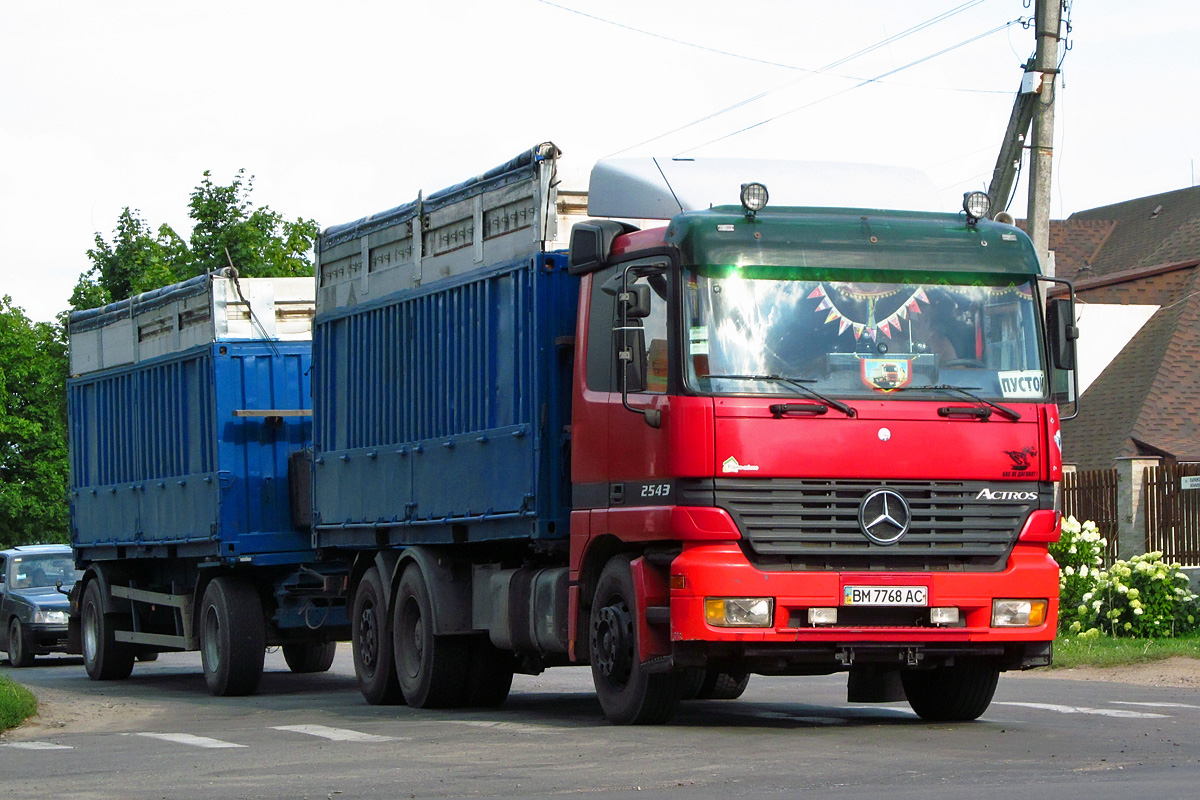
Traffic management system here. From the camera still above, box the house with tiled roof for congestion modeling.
[1042,185,1200,472]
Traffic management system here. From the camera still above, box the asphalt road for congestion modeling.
[2,649,1199,800]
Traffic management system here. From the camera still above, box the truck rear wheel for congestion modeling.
[283,641,337,674]
[352,566,404,705]
[392,563,469,708]
[901,662,1000,721]
[81,580,134,680]
[199,577,266,697]
[589,555,682,725]
[466,636,515,708]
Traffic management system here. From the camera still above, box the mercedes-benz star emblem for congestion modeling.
[858,488,911,545]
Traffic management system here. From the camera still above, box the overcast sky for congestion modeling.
[2,0,1197,323]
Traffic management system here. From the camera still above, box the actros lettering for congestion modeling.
[976,488,1038,501]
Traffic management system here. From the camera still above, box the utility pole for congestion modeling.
[1027,0,1062,273]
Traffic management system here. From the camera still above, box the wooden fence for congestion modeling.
[1062,468,1120,563]
[1143,463,1200,566]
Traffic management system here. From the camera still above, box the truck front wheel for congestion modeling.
[681,669,751,701]
[352,567,404,705]
[81,580,134,680]
[901,662,1000,721]
[283,641,337,673]
[589,555,682,725]
[392,563,469,708]
[199,577,266,697]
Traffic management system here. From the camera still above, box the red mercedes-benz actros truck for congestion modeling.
[311,144,1078,724]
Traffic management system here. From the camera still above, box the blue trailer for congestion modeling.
[310,143,590,706]
[66,273,350,695]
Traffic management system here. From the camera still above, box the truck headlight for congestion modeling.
[34,609,69,624]
[705,597,773,628]
[992,599,1047,627]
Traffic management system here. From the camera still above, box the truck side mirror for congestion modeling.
[1047,297,1078,371]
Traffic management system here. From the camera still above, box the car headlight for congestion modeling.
[34,609,69,624]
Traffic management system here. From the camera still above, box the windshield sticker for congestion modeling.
[998,370,1045,398]
[861,359,913,391]
[722,457,760,474]
[689,326,709,355]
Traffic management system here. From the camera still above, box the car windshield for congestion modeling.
[684,266,1046,401]
[8,555,81,589]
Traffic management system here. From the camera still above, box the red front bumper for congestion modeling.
[668,541,1059,646]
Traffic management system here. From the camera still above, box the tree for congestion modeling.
[73,170,318,311]
[0,297,69,548]
[72,208,174,310]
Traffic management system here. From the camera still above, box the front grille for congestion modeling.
[702,479,1043,572]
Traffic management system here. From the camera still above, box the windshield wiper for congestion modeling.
[704,374,857,418]
[910,384,1022,421]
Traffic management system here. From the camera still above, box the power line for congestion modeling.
[593,0,996,157]
[677,19,1022,155]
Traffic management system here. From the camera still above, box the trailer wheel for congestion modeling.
[681,669,751,701]
[7,618,34,668]
[199,577,266,697]
[901,662,1000,721]
[81,580,134,680]
[466,636,515,708]
[283,641,337,673]
[352,567,404,705]
[392,563,469,708]
[589,555,682,725]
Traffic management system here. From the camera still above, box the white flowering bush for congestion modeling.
[1049,516,1106,634]
[1051,516,1200,637]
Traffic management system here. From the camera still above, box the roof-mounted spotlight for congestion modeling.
[963,191,991,226]
[740,182,769,218]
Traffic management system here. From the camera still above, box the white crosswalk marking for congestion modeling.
[994,702,1168,719]
[132,732,246,748]
[1,741,73,750]
[1111,701,1200,711]
[271,725,401,742]
[444,720,559,734]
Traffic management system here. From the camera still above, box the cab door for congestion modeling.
[581,258,674,509]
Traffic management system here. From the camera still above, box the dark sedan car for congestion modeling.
[1,544,81,667]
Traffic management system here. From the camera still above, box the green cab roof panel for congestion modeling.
[665,206,1043,278]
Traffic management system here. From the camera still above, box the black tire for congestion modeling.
[466,636,515,708]
[352,567,404,705]
[136,651,159,662]
[283,641,337,673]
[682,669,750,701]
[589,555,682,725]
[392,563,470,708]
[199,577,266,697]
[8,618,34,668]
[901,662,1000,722]
[81,581,134,681]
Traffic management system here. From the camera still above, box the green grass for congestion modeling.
[0,673,38,732]
[1052,634,1200,669]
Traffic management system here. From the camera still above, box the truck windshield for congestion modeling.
[684,266,1047,401]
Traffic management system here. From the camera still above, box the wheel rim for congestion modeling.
[398,595,423,680]
[359,603,379,673]
[83,602,99,664]
[592,599,634,688]
[9,620,21,662]
[202,606,221,671]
